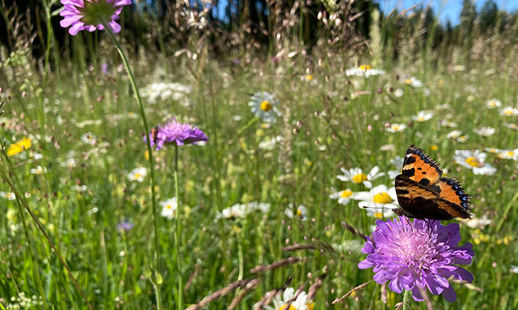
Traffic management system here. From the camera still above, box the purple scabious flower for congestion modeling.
[60,0,132,36]
[358,216,474,302]
[145,118,208,150]
[117,221,134,231]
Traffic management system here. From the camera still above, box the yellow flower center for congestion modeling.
[373,212,383,219]
[305,75,314,81]
[340,189,353,198]
[430,145,438,151]
[392,125,400,131]
[418,116,425,121]
[260,101,273,112]
[373,192,393,204]
[296,209,303,217]
[466,157,483,167]
[359,65,371,71]
[505,109,514,116]
[279,305,296,310]
[404,78,412,84]
[352,173,368,183]
[134,173,141,179]
[307,302,315,310]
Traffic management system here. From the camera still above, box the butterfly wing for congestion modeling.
[394,145,472,220]
[400,145,442,186]
[394,175,471,220]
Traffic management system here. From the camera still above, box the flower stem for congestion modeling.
[402,289,412,310]
[104,26,162,310]
[174,144,183,309]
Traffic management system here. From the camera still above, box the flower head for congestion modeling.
[454,150,496,175]
[411,110,434,122]
[486,99,502,109]
[60,0,132,36]
[345,65,386,77]
[473,126,495,137]
[7,137,31,157]
[0,191,16,200]
[358,217,474,302]
[249,92,281,123]
[337,166,385,189]
[500,106,518,116]
[386,123,407,133]
[160,197,178,219]
[353,185,397,218]
[285,204,307,221]
[127,167,147,182]
[263,287,315,310]
[329,188,354,205]
[146,118,208,150]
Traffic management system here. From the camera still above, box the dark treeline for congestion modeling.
[1,0,518,64]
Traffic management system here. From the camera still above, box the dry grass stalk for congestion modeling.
[283,241,338,256]
[417,287,434,310]
[185,278,257,310]
[253,276,293,310]
[184,262,202,292]
[250,257,308,274]
[342,220,368,240]
[228,278,262,309]
[332,280,374,304]
[307,273,327,301]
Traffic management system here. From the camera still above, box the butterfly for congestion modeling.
[393,145,471,220]
[150,126,159,144]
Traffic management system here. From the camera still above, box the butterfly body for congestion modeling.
[394,145,471,220]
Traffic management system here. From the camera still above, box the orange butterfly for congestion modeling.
[394,145,471,220]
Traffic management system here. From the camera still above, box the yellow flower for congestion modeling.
[7,137,31,156]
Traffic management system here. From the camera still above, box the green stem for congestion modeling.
[174,144,183,309]
[104,26,162,310]
[402,289,412,310]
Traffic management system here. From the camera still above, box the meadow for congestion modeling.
[2,2,518,310]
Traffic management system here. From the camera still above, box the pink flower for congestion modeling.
[60,0,132,36]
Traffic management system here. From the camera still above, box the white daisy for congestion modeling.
[446,130,462,139]
[386,123,407,133]
[285,204,307,221]
[497,149,518,160]
[30,166,47,175]
[0,191,16,200]
[345,65,386,77]
[61,158,77,168]
[485,147,502,154]
[81,132,97,145]
[437,120,458,128]
[249,92,281,123]
[473,127,495,137]
[353,185,398,219]
[337,166,385,189]
[511,265,518,274]
[160,197,178,219]
[462,214,492,229]
[218,203,247,219]
[127,167,148,182]
[486,99,502,109]
[499,106,518,116]
[329,188,354,205]
[403,76,423,87]
[454,150,496,175]
[263,287,314,310]
[411,110,434,122]
[387,156,404,179]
